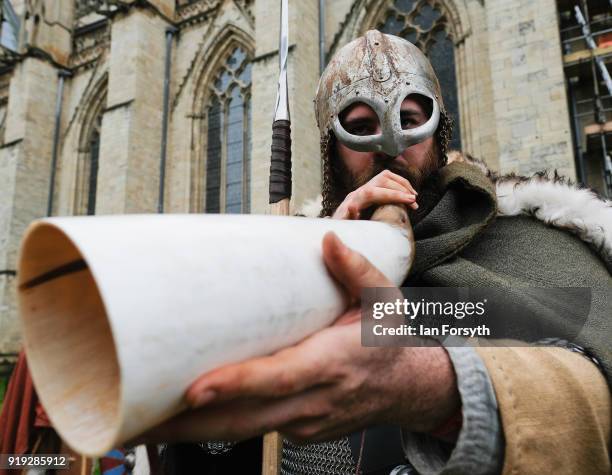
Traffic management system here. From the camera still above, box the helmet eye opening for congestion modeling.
[400,94,433,130]
[338,102,382,138]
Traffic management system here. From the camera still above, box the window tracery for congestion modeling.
[75,88,106,215]
[204,46,252,214]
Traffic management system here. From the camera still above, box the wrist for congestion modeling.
[393,346,461,432]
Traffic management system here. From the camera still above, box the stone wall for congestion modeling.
[486,0,575,177]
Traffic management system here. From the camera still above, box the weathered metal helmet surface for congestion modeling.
[315,30,445,157]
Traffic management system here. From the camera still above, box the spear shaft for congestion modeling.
[263,1,290,473]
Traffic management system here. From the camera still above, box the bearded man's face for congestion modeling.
[333,95,441,194]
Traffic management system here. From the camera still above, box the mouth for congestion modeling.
[392,155,412,169]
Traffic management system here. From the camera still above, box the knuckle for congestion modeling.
[361,188,374,200]
[347,204,359,216]
[275,371,297,394]
[221,368,246,393]
[343,374,365,393]
[300,401,330,419]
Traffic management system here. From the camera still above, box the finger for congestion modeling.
[140,387,334,443]
[381,170,418,195]
[332,202,360,220]
[186,344,330,408]
[129,399,270,444]
[362,187,416,208]
[333,307,361,326]
[322,232,394,301]
[331,206,349,220]
[369,174,411,197]
[372,187,418,211]
[278,414,368,445]
[357,187,416,209]
[370,175,411,195]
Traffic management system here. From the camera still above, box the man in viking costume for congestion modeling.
[147,31,611,475]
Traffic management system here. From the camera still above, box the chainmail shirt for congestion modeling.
[280,437,357,475]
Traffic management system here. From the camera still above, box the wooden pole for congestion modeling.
[264,0,291,472]
[269,199,290,216]
[262,432,284,475]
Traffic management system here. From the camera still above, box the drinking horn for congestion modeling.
[17,206,414,456]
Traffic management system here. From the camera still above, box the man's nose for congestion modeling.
[373,151,402,163]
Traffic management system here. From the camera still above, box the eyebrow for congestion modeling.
[400,109,423,117]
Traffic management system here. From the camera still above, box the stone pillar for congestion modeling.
[486,0,575,177]
[0,58,60,352]
[251,0,321,214]
[96,2,174,214]
[0,0,76,352]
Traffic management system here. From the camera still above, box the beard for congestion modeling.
[335,145,441,195]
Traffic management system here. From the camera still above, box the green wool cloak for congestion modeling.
[406,162,612,385]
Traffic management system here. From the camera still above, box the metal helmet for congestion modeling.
[315,30,445,157]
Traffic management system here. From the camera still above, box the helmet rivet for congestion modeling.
[406,81,411,85]
[356,90,360,95]
[374,41,380,46]
[384,99,389,103]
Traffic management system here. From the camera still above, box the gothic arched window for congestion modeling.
[378,0,461,149]
[205,46,252,214]
[76,90,105,216]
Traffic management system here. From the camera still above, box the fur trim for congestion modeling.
[300,152,612,264]
[458,153,612,264]
[298,195,323,218]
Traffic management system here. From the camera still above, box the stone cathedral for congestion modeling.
[0,0,610,368]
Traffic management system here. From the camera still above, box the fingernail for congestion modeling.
[413,203,419,209]
[191,389,216,408]
[405,194,416,200]
[327,231,344,249]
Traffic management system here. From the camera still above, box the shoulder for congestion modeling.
[449,151,612,271]
[461,215,611,287]
[494,172,612,266]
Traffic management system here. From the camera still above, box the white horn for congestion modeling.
[17,213,414,456]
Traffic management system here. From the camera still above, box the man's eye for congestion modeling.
[347,124,376,136]
[401,118,419,129]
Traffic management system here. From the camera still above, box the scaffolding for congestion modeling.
[558,0,612,197]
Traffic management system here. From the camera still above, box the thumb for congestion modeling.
[322,232,395,303]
